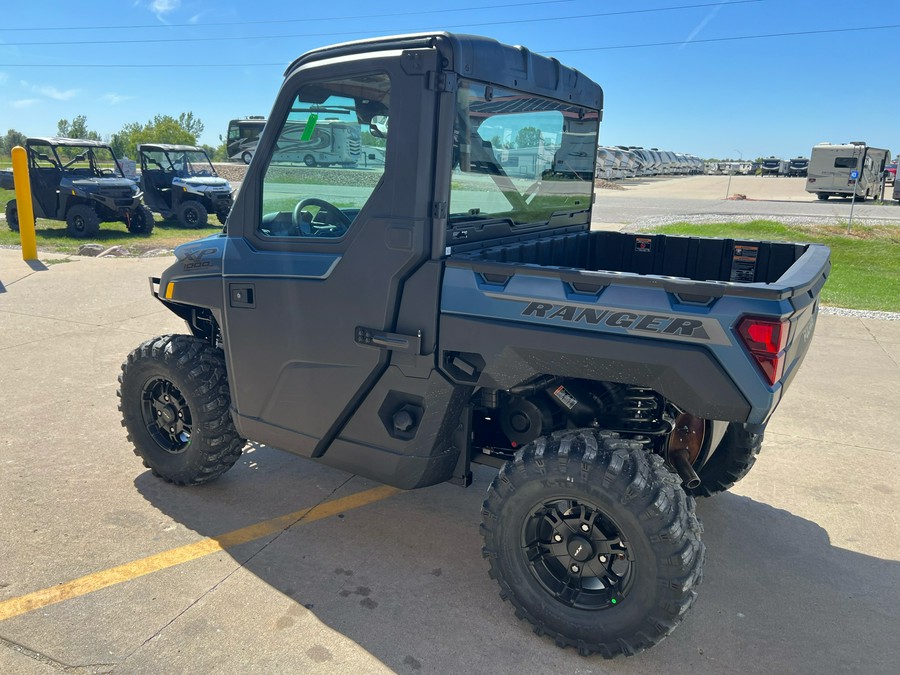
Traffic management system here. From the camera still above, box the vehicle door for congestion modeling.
[221,52,438,457]
[27,142,62,218]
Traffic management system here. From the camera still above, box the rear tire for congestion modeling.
[118,334,245,485]
[5,199,20,232]
[817,193,829,200]
[688,422,764,497]
[177,200,208,228]
[482,429,704,658]
[128,205,155,234]
[216,208,230,225]
[66,204,100,238]
[241,151,252,165]
[303,154,316,167]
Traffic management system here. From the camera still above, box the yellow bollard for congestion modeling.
[11,145,38,261]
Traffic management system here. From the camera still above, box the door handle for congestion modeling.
[355,327,421,354]
[229,284,255,308]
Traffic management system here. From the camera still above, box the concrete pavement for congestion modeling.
[0,247,898,674]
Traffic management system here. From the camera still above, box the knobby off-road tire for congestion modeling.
[128,205,155,234]
[66,204,101,238]
[118,334,245,485]
[5,199,20,231]
[177,200,208,228]
[481,429,705,658]
[216,208,230,226]
[688,422,765,498]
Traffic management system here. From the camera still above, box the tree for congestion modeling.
[360,130,386,148]
[515,126,542,149]
[111,113,206,159]
[178,112,204,138]
[57,115,101,141]
[1,129,28,158]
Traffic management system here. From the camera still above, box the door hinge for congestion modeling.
[432,201,448,219]
[427,71,458,93]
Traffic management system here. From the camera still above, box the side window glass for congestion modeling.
[259,72,390,239]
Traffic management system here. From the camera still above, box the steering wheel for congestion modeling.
[292,198,352,236]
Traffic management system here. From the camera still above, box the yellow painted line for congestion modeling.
[0,485,400,622]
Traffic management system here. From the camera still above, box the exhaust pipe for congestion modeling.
[668,448,701,490]
[667,413,705,489]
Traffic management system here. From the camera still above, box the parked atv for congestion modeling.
[119,32,830,659]
[1,137,153,238]
[138,144,234,228]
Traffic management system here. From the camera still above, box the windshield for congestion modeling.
[140,148,215,176]
[168,150,215,177]
[450,80,599,228]
[51,145,123,178]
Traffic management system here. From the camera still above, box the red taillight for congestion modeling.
[736,317,789,386]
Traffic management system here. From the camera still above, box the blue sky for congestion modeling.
[1,0,898,160]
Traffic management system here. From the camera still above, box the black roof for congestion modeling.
[285,32,603,115]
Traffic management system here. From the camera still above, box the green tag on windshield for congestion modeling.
[301,114,319,142]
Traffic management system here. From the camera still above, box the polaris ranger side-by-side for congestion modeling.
[119,33,830,658]
[138,144,234,228]
[2,137,153,237]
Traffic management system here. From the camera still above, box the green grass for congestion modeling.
[0,191,222,254]
[652,220,900,312]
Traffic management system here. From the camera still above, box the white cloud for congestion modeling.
[20,81,79,100]
[150,0,181,19]
[32,85,79,101]
[12,99,39,109]
[102,93,135,105]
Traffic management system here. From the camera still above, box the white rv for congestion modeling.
[805,142,890,200]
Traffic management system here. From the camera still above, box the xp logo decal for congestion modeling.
[182,247,218,271]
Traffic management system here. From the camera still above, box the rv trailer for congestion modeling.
[787,157,809,177]
[761,157,787,177]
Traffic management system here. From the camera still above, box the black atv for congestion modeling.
[2,137,153,238]
[138,144,234,228]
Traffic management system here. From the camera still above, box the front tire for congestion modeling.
[128,205,155,234]
[5,199,20,232]
[303,154,317,167]
[176,200,208,228]
[482,430,704,658]
[66,204,100,238]
[118,335,245,485]
[241,151,252,165]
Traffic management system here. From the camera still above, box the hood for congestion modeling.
[68,177,138,191]
[177,176,232,189]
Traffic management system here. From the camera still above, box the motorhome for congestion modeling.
[226,117,266,164]
[228,115,362,168]
[805,142,890,200]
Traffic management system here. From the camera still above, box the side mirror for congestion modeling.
[369,115,389,139]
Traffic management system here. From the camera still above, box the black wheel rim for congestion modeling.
[522,498,635,610]
[184,207,198,225]
[72,214,86,233]
[140,377,193,453]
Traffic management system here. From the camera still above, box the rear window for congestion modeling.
[834,157,858,169]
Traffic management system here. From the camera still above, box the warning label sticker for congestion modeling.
[635,237,653,254]
[730,243,759,282]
